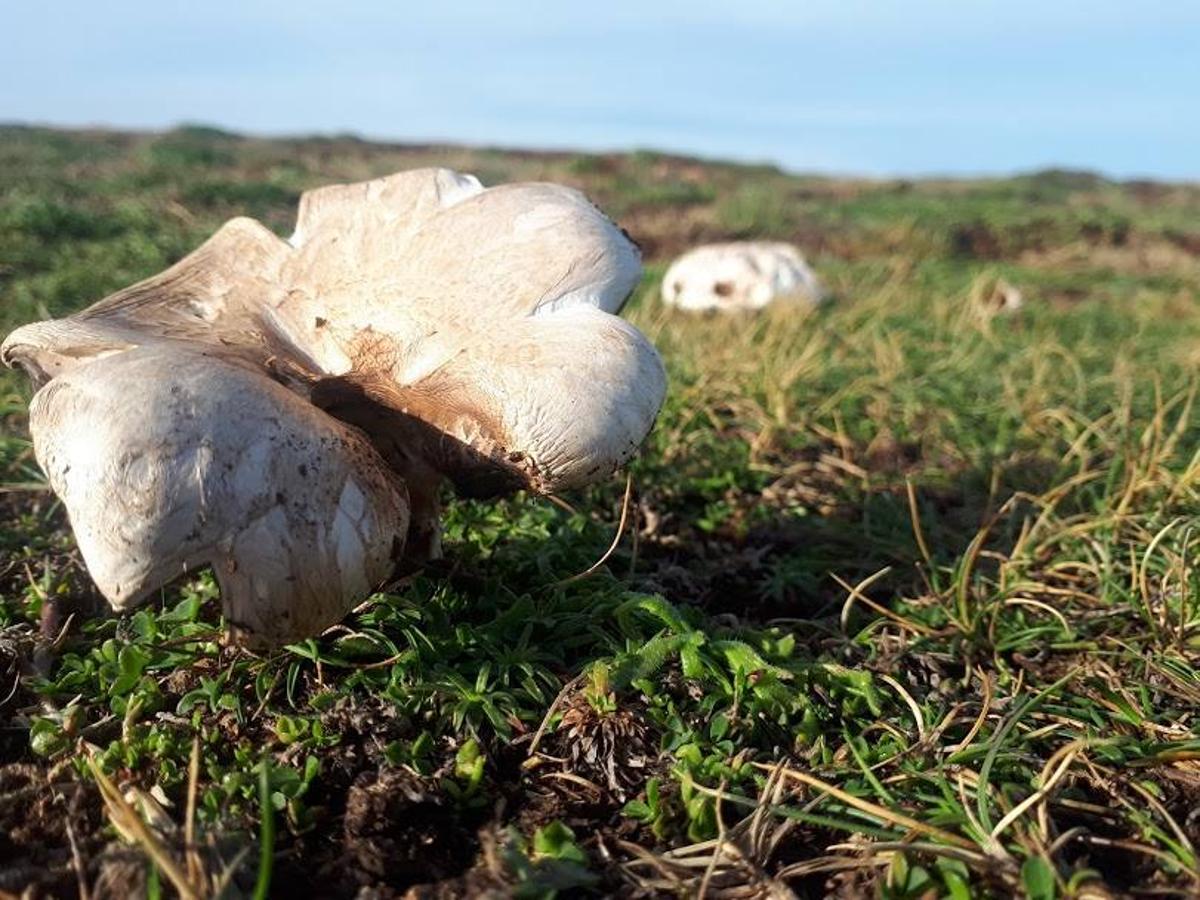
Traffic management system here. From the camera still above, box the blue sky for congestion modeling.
[4,1,1197,179]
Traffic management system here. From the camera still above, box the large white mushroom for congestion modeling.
[661,241,826,312]
[3,169,666,648]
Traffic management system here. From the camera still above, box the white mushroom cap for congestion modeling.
[3,168,665,645]
[660,242,826,312]
[29,346,408,647]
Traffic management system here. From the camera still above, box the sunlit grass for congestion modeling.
[1,126,1198,897]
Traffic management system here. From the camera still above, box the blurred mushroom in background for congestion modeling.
[660,241,827,312]
[967,273,1025,318]
[988,277,1024,312]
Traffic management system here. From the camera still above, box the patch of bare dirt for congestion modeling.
[337,769,475,888]
[621,204,730,261]
[1163,228,1200,256]
[1020,235,1200,277]
[0,762,107,898]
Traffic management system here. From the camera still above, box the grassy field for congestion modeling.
[1,125,1198,899]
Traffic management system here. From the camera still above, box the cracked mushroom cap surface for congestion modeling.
[3,168,667,646]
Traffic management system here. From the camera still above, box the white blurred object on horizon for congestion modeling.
[661,242,827,312]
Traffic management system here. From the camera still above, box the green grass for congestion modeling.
[1,125,1198,898]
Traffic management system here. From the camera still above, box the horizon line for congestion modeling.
[5,119,1195,188]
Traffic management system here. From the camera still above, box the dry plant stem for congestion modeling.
[947,668,994,756]
[85,754,201,900]
[754,762,976,850]
[835,567,937,636]
[905,477,934,568]
[877,674,927,742]
[64,818,90,900]
[185,735,201,887]
[552,472,635,586]
[526,673,586,756]
[988,739,1084,842]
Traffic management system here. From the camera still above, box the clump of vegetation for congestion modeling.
[1,126,1198,898]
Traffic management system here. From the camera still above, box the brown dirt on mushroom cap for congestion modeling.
[310,370,535,499]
